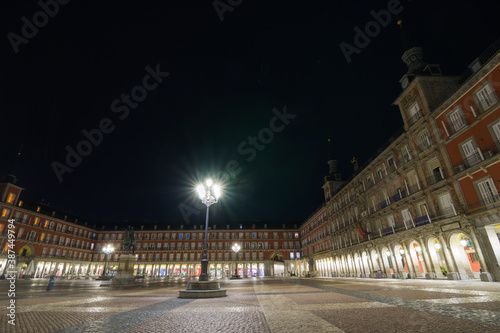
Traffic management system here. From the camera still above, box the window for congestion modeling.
[476,178,499,205]
[461,140,481,167]
[407,170,420,192]
[427,158,444,183]
[387,215,395,227]
[387,157,396,169]
[401,209,412,224]
[290,252,294,259]
[419,131,432,150]
[475,82,498,112]
[408,102,422,125]
[438,193,454,215]
[401,145,412,163]
[6,193,15,204]
[448,107,466,133]
[491,122,500,142]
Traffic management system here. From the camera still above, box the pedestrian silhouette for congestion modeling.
[46,274,55,291]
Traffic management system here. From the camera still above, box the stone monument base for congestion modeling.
[179,281,226,298]
[110,255,144,288]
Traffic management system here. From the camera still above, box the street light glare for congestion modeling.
[213,185,221,198]
[196,184,205,198]
[206,179,213,187]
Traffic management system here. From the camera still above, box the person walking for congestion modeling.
[46,274,56,291]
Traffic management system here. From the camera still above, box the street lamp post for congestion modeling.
[102,244,114,278]
[197,179,221,282]
[232,243,241,279]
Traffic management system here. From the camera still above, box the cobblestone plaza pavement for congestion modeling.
[1,277,500,332]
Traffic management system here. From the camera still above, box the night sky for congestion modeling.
[1,0,499,227]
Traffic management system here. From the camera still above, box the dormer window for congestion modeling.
[6,193,15,204]
[408,102,423,126]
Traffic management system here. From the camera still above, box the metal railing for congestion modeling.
[408,109,424,126]
[392,190,407,202]
[467,194,500,213]
[477,90,499,113]
[401,151,414,166]
[427,172,444,185]
[418,136,434,152]
[449,114,468,134]
[406,183,421,196]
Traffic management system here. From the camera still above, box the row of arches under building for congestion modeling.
[315,230,486,280]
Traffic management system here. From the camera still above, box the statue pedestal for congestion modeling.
[179,281,226,298]
[110,255,143,288]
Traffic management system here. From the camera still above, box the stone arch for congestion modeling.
[346,254,354,276]
[370,249,381,271]
[361,251,371,276]
[381,246,395,275]
[448,231,480,279]
[353,253,361,276]
[270,252,284,261]
[407,239,426,276]
[427,235,447,276]
[17,244,35,256]
[390,243,403,274]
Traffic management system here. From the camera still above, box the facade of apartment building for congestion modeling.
[0,180,300,279]
[308,40,500,282]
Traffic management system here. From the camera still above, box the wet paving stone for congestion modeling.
[0,277,499,332]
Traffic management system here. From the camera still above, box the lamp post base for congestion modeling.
[199,258,209,282]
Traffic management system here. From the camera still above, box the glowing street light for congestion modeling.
[197,178,221,282]
[102,244,114,277]
[231,243,241,279]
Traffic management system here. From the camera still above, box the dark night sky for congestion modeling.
[1,0,499,227]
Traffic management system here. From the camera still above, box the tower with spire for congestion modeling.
[398,19,442,90]
[0,146,25,206]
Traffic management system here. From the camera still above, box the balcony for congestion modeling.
[406,183,421,196]
[408,109,424,126]
[418,136,434,152]
[449,114,468,135]
[427,172,444,185]
[468,194,500,213]
[414,215,431,227]
[392,190,407,202]
[401,151,414,166]
[386,162,398,174]
[477,90,499,113]
[454,141,499,173]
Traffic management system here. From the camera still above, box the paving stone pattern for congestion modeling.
[0,277,499,332]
